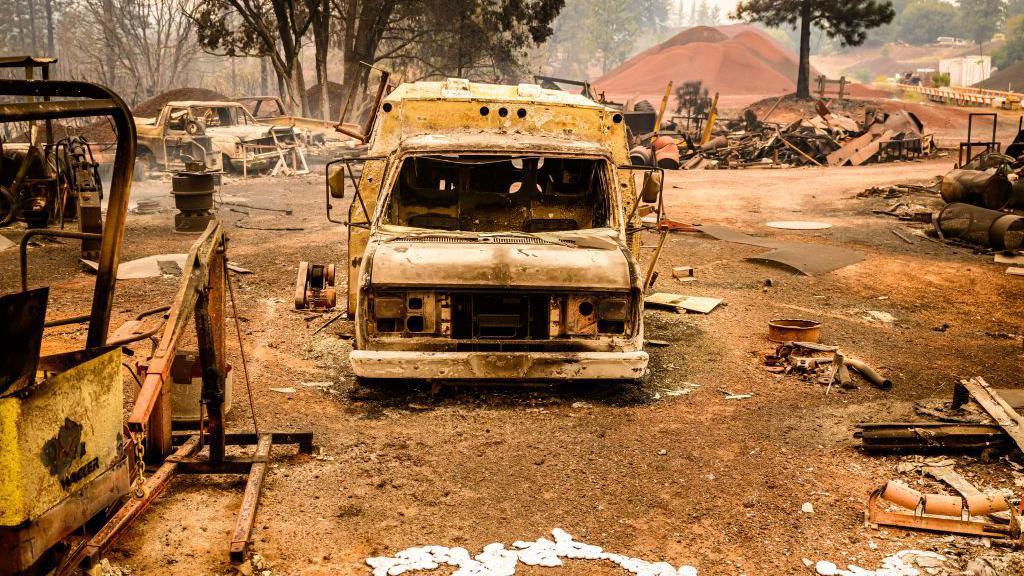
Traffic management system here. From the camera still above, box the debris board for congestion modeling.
[827,130,878,166]
[994,253,1024,265]
[696,224,782,248]
[956,377,1024,455]
[746,245,863,276]
[1007,267,1024,276]
[644,293,722,314]
[82,253,189,279]
[849,129,897,167]
[0,235,13,251]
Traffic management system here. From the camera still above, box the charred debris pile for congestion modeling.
[626,90,934,171]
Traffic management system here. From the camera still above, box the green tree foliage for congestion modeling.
[958,0,1005,46]
[189,0,564,114]
[539,0,669,78]
[893,0,960,44]
[994,13,1024,67]
[734,0,895,98]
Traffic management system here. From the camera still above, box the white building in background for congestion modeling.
[939,55,992,87]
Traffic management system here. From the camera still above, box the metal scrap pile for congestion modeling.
[630,103,934,170]
[932,156,1024,251]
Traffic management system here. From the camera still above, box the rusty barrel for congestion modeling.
[651,135,676,151]
[699,135,728,152]
[940,169,1012,209]
[936,202,1024,250]
[629,146,653,166]
[654,144,680,170]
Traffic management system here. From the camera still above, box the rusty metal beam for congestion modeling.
[0,99,120,122]
[171,431,314,452]
[230,434,272,562]
[954,377,1024,456]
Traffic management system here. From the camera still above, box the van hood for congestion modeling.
[367,232,634,290]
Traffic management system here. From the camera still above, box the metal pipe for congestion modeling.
[845,357,892,389]
[881,480,1009,516]
[936,202,1024,250]
[19,229,103,291]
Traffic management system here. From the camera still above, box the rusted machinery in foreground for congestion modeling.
[0,79,311,575]
[0,78,139,574]
[0,58,104,258]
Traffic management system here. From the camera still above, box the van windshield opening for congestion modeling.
[381,155,612,232]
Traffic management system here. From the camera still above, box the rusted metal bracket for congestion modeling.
[83,219,314,568]
[127,222,225,459]
[78,432,313,568]
[864,484,1020,543]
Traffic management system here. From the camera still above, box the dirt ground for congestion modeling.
[3,155,1024,576]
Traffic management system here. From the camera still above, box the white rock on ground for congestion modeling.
[365,529,698,576]
[814,550,946,576]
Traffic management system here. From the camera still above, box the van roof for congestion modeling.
[384,79,604,109]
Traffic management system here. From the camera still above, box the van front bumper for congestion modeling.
[350,350,648,380]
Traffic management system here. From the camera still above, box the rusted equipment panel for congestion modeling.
[324,78,663,382]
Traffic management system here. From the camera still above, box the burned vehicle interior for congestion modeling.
[382,155,614,232]
[166,105,255,131]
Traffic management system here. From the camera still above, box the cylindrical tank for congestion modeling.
[628,146,653,166]
[171,171,216,233]
[940,169,1012,209]
[936,202,1024,250]
[651,135,676,151]
[699,135,728,152]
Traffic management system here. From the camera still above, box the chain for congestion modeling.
[129,430,147,498]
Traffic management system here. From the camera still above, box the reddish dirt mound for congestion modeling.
[133,87,228,117]
[594,27,806,99]
[657,25,728,49]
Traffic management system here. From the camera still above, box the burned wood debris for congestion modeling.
[628,98,935,170]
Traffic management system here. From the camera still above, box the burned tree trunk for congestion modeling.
[796,1,811,99]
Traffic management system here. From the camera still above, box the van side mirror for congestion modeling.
[641,171,662,204]
[327,162,345,199]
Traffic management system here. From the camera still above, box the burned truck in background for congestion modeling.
[134,101,308,174]
[318,78,663,382]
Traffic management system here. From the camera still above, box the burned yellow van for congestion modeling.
[326,78,662,382]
